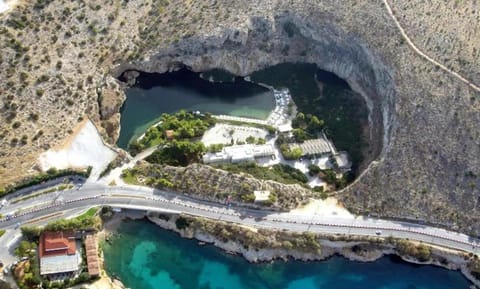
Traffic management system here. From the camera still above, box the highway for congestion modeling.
[1,183,479,258]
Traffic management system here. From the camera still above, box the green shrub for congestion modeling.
[175,217,190,230]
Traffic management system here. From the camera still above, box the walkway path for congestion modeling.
[98,145,159,185]
[382,0,480,93]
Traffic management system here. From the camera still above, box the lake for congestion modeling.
[103,219,472,289]
[117,69,275,149]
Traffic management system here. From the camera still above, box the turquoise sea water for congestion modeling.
[117,69,274,149]
[103,219,472,289]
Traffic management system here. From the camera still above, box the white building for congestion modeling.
[203,144,275,164]
[333,151,352,172]
[289,135,335,157]
[254,190,271,202]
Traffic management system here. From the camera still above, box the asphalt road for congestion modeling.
[1,183,479,257]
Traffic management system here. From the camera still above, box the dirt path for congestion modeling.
[382,0,480,93]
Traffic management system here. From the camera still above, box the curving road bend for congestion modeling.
[1,183,479,259]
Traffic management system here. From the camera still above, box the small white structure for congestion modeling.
[333,151,352,172]
[203,144,275,164]
[254,190,271,202]
[0,0,10,13]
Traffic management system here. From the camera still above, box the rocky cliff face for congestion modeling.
[118,2,480,235]
[118,12,396,168]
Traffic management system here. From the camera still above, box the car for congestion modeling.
[375,230,382,235]
[14,222,21,229]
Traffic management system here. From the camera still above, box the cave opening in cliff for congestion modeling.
[117,62,371,187]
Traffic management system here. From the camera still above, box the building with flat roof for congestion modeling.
[39,231,80,277]
[203,144,275,164]
[254,190,271,202]
[333,151,352,172]
[85,234,100,277]
[289,135,335,157]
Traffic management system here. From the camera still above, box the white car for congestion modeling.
[375,230,382,235]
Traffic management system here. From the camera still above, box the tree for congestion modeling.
[293,128,308,142]
[156,178,174,188]
[256,138,266,145]
[146,141,206,166]
[208,143,224,153]
[128,140,144,156]
[14,240,36,258]
[280,144,303,160]
[20,226,41,241]
[46,167,58,175]
[307,115,324,132]
[308,164,321,176]
[245,135,256,144]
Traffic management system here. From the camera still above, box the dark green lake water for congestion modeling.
[103,219,472,289]
[117,69,274,149]
[250,63,369,174]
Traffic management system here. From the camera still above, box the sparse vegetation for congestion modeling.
[214,162,308,185]
[123,163,314,209]
[171,214,322,253]
[395,240,432,262]
[1,168,91,197]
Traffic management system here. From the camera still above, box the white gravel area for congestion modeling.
[201,124,269,146]
[286,198,354,219]
[38,120,117,181]
[0,0,14,13]
[308,176,327,189]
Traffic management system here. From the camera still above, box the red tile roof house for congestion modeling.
[39,231,81,278]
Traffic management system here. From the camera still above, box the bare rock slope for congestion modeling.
[0,0,479,234]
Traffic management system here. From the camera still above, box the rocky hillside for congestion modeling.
[124,162,314,210]
[0,1,479,235]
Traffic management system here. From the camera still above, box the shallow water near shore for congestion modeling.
[103,219,472,289]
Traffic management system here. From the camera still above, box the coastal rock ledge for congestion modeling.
[143,213,480,288]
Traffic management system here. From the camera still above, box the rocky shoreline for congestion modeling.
[97,212,480,289]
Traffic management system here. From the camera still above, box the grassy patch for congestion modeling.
[0,229,5,238]
[76,207,98,221]
[10,184,73,204]
[121,170,139,185]
[1,167,90,197]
